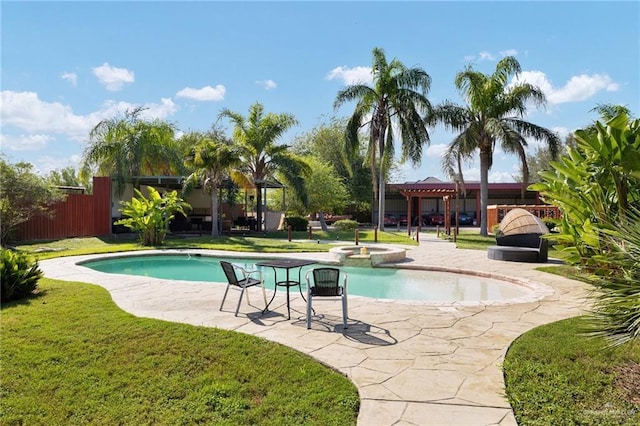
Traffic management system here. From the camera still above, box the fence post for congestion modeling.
[355,229,359,245]
[416,226,420,243]
[374,226,378,243]
[288,225,292,242]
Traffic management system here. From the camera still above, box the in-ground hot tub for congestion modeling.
[329,245,406,266]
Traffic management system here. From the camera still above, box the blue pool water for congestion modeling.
[81,254,530,302]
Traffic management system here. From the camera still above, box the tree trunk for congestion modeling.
[378,165,385,231]
[255,185,263,232]
[210,189,219,237]
[319,212,329,232]
[479,148,490,236]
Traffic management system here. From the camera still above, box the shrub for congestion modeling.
[0,248,43,302]
[116,187,190,246]
[333,219,358,232]
[284,216,308,231]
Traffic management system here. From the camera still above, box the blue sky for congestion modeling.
[2,1,638,183]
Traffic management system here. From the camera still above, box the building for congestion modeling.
[381,177,544,228]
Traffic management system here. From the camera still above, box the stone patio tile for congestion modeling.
[384,369,469,401]
[357,400,406,425]
[403,402,513,426]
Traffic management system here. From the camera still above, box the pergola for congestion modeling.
[398,187,457,236]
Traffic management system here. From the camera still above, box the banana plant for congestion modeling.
[116,187,190,246]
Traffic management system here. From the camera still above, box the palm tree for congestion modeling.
[182,131,240,237]
[82,107,182,195]
[218,102,308,232]
[334,47,432,230]
[433,56,560,236]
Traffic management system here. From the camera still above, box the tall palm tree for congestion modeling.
[334,47,432,230]
[182,131,240,237]
[218,102,308,232]
[433,56,560,236]
[82,107,182,195]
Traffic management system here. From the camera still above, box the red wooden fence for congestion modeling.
[16,177,112,242]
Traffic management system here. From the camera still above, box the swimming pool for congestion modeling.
[80,254,534,303]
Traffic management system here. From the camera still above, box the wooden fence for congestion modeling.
[15,177,112,242]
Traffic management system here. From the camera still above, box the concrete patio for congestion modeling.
[39,232,591,425]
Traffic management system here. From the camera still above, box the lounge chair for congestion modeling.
[219,261,267,316]
[305,267,348,329]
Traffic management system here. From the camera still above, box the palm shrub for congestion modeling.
[1,248,43,302]
[115,187,190,246]
[589,208,640,346]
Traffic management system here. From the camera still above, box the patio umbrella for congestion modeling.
[499,208,549,236]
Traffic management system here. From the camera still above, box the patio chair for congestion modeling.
[305,267,348,329]
[219,261,267,316]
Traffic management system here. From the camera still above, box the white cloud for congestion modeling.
[488,170,516,183]
[33,154,82,175]
[499,49,518,57]
[0,90,178,143]
[0,133,53,152]
[466,49,518,63]
[326,66,373,85]
[256,80,277,90]
[176,85,225,101]
[92,62,134,91]
[512,71,619,104]
[551,126,571,138]
[478,51,495,61]
[426,143,448,158]
[61,72,78,87]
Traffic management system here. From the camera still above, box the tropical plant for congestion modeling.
[182,131,241,237]
[588,207,640,346]
[0,159,66,245]
[334,47,432,230]
[0,248,43,302]
[81,107,183,196]
[530,111,640,265]
[115,187,190,246]
[218,102,309,232]
[433,56,560,236]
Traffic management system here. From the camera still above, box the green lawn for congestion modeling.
[504,316,640,425]
[15,229,417,260]
[1,279,359,425]
[6,233,640,424]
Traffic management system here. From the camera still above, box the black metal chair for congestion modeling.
[219,261,267,316]
[305,267,348,329]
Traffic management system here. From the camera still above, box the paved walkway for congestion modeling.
[39,232,591,425]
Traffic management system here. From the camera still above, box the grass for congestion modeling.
[503,316,640,425]
[15,229,417,260]
[8,232,640,424]
[439,230,496,250]
[0,279,359,425]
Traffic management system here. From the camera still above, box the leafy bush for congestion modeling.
[284,216,308,231]
[1,248,43,302]
[530,111,640,266]
[333,219,358,231]
[116,187,190,246]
